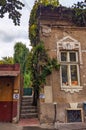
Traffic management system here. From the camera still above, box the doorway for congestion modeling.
[0,77,13,122]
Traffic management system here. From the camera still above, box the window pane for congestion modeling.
[61,52,67,61]
[61,65,69,86]
[70,65,78,86]
[70,52,76,62]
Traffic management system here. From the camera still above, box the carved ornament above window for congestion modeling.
[57,35,82,64]
[57,35,83,93]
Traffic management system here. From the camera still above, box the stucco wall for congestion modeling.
[40,24,86,103]
[39,18,86,123]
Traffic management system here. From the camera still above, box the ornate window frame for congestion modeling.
[57,36,83,93]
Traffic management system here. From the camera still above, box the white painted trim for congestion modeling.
[57,36,83,93]
[57,35,83,64]
[57,36,79,44]
[61,86,83,93]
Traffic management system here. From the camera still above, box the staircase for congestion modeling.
[20,96,38,119]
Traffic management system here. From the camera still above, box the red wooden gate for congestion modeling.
[0,102,12,122]
[0,77,13,122]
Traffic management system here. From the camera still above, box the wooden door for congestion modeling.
[0,77,13,122]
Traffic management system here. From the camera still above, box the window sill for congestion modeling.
[61,86,83,93]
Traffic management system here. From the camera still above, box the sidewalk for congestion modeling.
[55,122,86,130]
[0,118,39,130]
[1,119,86,130]
[23,122,86,130]
[18,118,40,127]
[0,123,22,130]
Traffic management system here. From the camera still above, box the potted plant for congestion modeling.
[23,72,32,96]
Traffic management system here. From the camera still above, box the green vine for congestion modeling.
[29,2,39,46]
[24,72,32,88]
[29,42,60,105]
[30,42,60,87]
[72,1,86,26]
[29,1,86,47]
[29,0,86,105]
[29,0,59,46]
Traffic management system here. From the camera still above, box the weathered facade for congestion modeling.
[38,6,86,124]
[0,64,20,122]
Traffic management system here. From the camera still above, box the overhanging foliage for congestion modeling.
[29,0,59,46]
[0,0,24,25]
[29,0,86,46]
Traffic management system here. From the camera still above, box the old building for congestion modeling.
[37,6,86,124]
[0,64,20,122]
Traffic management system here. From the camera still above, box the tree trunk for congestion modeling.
[32,88,39,106]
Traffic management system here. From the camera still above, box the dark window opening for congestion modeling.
[67,109,82,123]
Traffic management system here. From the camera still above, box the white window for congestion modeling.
[60,51,80,87]
[57,35,83,93]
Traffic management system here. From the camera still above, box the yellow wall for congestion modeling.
[0,77,13,101]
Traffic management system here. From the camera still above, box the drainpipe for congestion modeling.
[53,102,57,124]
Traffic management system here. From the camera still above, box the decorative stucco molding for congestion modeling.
[57,35,82,64]
[57,35,83,93]
[69,103,78,109]
[61,86,83,93]
[41,25,51,37]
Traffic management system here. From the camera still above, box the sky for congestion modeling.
[0,0,84,59]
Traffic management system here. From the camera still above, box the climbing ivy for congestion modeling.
[29,0,86,47]
[31,42,59,86]
[29,0,59,46]
[30,41,60,105]
[72,1,86,26]
[29,0,86,105]
[29,2,39,46]
[38,0,59,7]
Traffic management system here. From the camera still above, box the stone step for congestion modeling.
[21,108,37,113]
[21,105,37,109]
[22,99,33,103]
[20,113,38,118]
[21,109,37,113]
[22,98,32,101]
[22,96,33,99]
[20,95,38,119]
[21,101,32,105]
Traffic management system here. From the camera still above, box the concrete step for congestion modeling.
[21,105,37,109]
[22,96,33,103]
[21,109,37,113]
[22,100,33,102]
[22,98,33,102]
[21,101,32,105]
[20,95,38,119]
[22,96,33,99]
[20,113,38,118]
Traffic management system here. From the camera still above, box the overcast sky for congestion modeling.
[0,0,83,59]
